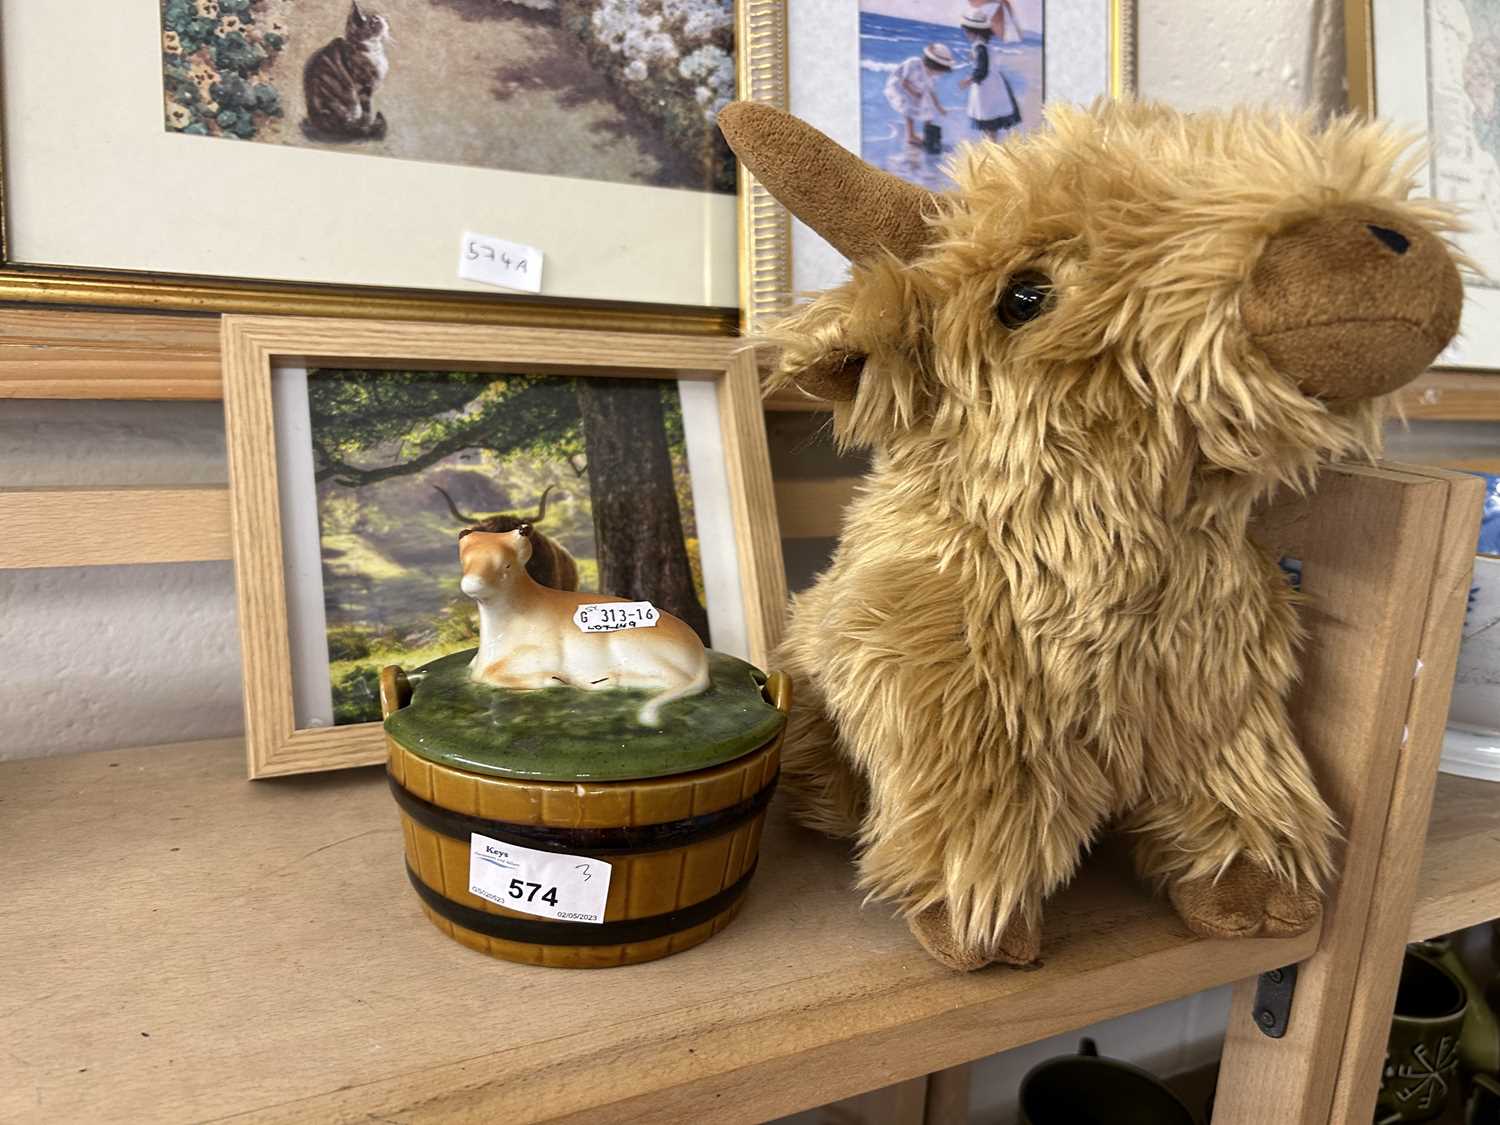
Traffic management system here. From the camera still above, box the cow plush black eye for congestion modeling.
[997,271,1054,329]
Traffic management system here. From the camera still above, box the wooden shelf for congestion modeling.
[1409,772,1500,941]
[0,739,1316,1124]
[765,372,1500,421]
[0,308,221,400]
[1397,372,1500,422]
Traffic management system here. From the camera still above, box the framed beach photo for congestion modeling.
[1352,0,1500,370]
[222,316,784,778]
[734,0,1135,328]
[856,0,1049,193]
[0,1,738,325]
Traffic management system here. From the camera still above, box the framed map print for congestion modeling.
[1359,0,1500,369]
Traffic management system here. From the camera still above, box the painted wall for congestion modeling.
[1,402,242,756]
[1137,0,1348,115]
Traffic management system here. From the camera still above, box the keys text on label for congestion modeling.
[468,833,611,923]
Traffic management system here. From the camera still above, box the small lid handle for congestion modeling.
[379,665,412,720]
[764,670,794,716]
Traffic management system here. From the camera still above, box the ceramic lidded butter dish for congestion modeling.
[382,525,790,969]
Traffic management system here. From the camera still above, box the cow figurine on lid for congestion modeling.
[717,100,1464,969]
[380,522,791,968]
[458,524,710,726]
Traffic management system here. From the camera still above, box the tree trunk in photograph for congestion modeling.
[575,379,710,642]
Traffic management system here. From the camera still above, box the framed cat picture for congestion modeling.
[0,1,737,328]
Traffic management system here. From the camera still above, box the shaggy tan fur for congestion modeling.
[739,101,1464,968]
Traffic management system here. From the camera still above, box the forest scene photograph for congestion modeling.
[158,0,735,193]
[305,368,707,724]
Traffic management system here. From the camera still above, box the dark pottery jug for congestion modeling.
[1018,1038,1195,1125]
[1417,937,1500,1078]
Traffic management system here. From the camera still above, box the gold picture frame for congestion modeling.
[0,132,733,333]
[0,5,738,334]
[1345,0,1376,116]
[734,0,1139,334]
[0,254,739,337]
[221,315,786,779]
[734,0,793,336]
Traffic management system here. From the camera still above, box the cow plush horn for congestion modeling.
[717,102,937,263]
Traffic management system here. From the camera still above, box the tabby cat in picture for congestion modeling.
[302,2,391,141]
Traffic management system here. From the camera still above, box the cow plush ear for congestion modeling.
[786,350,865,402]
[718,103,936,264]
[766,278,874,404]
[718,103,940,412]
[767,261,931,441]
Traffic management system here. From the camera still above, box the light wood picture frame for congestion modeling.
[221,316,786,779]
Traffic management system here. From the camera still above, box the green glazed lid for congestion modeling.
[384,648,785,782]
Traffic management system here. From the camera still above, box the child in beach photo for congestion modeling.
[967,0,1024,42]
[858,0,1043,191]
[884,42,955,146]
[960,7,1023,139]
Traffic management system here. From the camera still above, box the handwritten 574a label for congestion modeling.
[457,231,543,294]
[469,833,611,923]
[573,601,659,633]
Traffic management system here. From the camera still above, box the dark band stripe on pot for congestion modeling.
[406,860,758,947]
[387,770,778,856]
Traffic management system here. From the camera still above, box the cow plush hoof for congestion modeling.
[908,903,1040,970]
[1169,857,1321,939]
[994,914,1043,966]
[909,903,989,971]
[906,906,990,972]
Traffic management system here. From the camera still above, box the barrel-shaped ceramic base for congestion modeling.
[385,669,790,968]
[415,894,748,968]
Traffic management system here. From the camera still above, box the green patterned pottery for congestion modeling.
[384,647,784,781]
[1378,947,1468,1124]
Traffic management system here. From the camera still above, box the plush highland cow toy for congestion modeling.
[719,100,1464,970]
